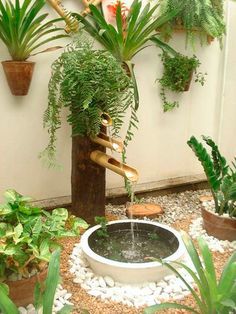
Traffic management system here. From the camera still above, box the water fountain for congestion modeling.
[80,219,186,283]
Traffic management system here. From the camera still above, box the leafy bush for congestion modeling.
[0,189,88,280]
[188,136,236,217]
[159,53,206,112]
[144,232,236,314]
[0,0,67,61]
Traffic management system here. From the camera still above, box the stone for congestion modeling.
[126,203,164,219]
[199,195,213,203]
[18,307,27,314]
[104,276,115,287]
[98,276,107,288]
[88,289,102,297]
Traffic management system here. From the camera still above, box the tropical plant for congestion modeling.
[159,53,206,112]
[0,0,67,61]
[94,216,109,238]
[0,249,73,314]
[144,232,236,314]
[158,0,226,48]
[40,38,136,166]
[73,0,184,110]
[0,189,88,280]
[188,136,236,218]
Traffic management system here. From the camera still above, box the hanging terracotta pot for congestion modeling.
[183,70,193,91]
[6,268,47,307]
[1,61,35,96]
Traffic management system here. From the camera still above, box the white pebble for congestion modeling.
[104,276,115,287]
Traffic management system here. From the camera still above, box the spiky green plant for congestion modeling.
[40,39,136,166]
[158,0,225,48]
[188,136,236,217]
[0,0,67,61]
[144,232,236,314]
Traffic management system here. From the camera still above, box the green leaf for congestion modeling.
[0,284,19,314]
[57,304,73,314]
[144,302,199,314]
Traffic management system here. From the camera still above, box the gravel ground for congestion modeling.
[58,189,234,314]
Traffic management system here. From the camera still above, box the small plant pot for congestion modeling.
[6,268,47,307]
[201,206,236,241]
[2,60,35,96]
[184,71,193,91]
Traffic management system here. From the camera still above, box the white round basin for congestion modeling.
[80,219,186,283]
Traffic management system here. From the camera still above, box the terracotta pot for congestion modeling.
[184,71,193,91]
[6,268,47,307]
[2,61,35,96]
[201,206,236,241]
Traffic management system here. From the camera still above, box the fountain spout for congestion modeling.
[90,132,123,153]
[90,151,138,182]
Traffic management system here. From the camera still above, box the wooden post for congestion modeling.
[71,134,106,224]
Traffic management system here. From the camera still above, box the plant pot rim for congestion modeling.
[201,205,236,222]
[2,60,35,64]
[81,219,185,269]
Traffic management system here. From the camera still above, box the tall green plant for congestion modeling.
[73,0,184,110]
[40,39,135,166]
[158,0,225,48]
[144,232,236,314]
[0,0,67,61]
[188,136,236,217]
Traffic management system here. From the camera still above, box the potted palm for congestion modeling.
[188,136,236,241]
[0,0,67,96]
[0,189,88,306]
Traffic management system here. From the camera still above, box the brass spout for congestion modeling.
[90,151,139,182]
[100,112,112,127]
[46,0,79,32]
[91,133,123,153]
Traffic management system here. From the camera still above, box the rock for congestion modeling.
[18,307,27,314]
[88,289,102,297]
[64,293,72,300]
[148,282,156,290]
[98,276,107,288]
[126,203,164,219]
[104,276,115,287]
[73,278,83,284]
[141,287,153,296]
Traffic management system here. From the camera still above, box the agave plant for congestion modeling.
[0,0,67,61]
[188,136,236,218]
[144,232,236,314]
[73,0,183,110]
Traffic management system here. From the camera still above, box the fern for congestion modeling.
[40,38,134,166]
[188,136,236,217]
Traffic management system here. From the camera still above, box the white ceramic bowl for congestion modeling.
[80,219,186,283]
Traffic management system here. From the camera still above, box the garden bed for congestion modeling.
[57,189,235,314]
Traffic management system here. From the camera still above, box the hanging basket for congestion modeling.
[2,61,35,96]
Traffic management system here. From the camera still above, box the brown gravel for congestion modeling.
[59,213,233,314]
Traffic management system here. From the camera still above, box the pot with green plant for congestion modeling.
[0,0,67,96]
[144,232,236,314]
[188,136,236,241]
[0,189,88,306]
[159,53,206,112]
[158,0,226,48]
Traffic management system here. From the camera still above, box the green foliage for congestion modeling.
[0,250,73,314]
[159,0,226,48]
[0,0,68,61]
[188,136,236,217]
[73,0,184,110]
[94,216,109,238]
[144,232,236,314]
[159,53,206,112]
[40,39,135,166]
[0,189,88,280]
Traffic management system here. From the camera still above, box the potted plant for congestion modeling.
[187,136,236,241]
[144,232,236,313]
[0,0,67,96]
[159,53,206,112]
[0,249,73,314]
[158,0,226,48]
[0,189,88,306]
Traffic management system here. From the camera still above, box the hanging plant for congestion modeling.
[158,0,225,47]
[0,0,67,96]
[158,53,207,112]
[40,38,136,166]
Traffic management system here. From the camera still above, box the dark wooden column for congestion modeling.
[71,134,106,224]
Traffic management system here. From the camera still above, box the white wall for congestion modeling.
[0,0,231,201]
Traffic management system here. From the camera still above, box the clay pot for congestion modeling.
[2,61,35,96]
[201,206,236,241]
[184,71,193,91]
[6,268,47,307]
